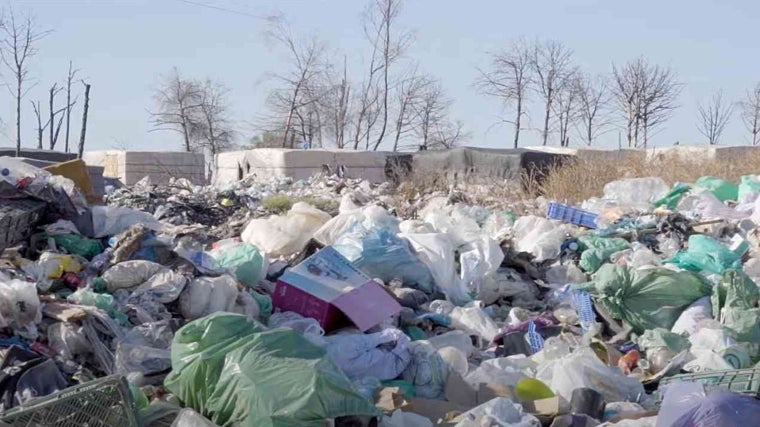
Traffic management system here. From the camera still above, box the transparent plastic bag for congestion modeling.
[115,320,173,376]
[0,278,41,332]
[179,275,239,320]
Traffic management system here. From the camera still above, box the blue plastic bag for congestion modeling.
[335,226,434,292]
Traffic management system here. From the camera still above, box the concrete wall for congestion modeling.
[215,148,392,184]
[83,150,206,185]
[645,146,760,162]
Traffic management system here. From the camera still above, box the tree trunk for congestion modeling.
[78,83,91,158]
[513,98,522,148]
[15,81,21,157]
[65,62,73,153]
[181,117,191,152]
[541,97,550,146]
[49,86,55,150]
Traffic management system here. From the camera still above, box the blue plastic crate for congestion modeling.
[547,202,598,229]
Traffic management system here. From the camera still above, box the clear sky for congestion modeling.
[4,0,760,151]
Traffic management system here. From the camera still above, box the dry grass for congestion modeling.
[537,149,760,204]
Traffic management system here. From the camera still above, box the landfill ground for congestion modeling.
[4,156,760,426]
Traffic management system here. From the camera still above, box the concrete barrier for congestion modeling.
[83,150,206,185]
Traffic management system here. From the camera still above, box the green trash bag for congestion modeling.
[712,270,760,353]
[52,233,104,260]
[667,235,742,275]
[250,290,272,322]
[653,182,691,210]
[577,264,711,334]
[578,234,629,273]
[738,175,760,203]
[694,176,739,202]
[164,313,379,427]
[209,242,266,287]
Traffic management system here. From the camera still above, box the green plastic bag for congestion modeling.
[164,313,378,427]
[210,243,266,287]
[653,182,691,210]
[52,233,103,260]
[578,234,629,273]
[250,291,272,322]
[577,264,711,334]
[738,175,760,203]
[694,176,739,202]
[667,235,742,275]
[636,328,690,354]
[712,270,760,352]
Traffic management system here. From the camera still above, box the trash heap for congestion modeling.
[4,160,760,427]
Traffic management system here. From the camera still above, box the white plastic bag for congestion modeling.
[241,202,330,258]
[313,211,364,246]
[171,408,221,427]
[459,236,504,296]
[536,347,645,403]
[401,233,468,304]
[602,177,669,212]
[102,260,165,292]
[92,205,164,238]
[512,216,574,262]
[427,330,474,356]
[465,356,536,388]
[325,328,411,381]
[453,397,541,427]
[179,275,239,320]
[269,311,325,337]
[0,278,41,332]
[671,297,712,336]
[402,340,448,399]
[399,220,436,234]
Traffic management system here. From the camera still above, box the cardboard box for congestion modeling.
[273,246,401,332]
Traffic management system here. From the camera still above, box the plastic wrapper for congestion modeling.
[241,202,331,258]
[164,313,379,427]
[179,275,239,321]
[115,320,173,376]
[325,328,411,381]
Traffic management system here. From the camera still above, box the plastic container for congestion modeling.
[547,202,598,229]
[0,375,140,427]
[658,368,760,399]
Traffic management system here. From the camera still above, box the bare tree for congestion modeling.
[475,39,532,148]
[392,70,428,151]
[30,100,46,149]
[741,83,760,146]
[195,79,235,157]
[149,68,203,152]
[414,80,450,149]
[612,57,681,148]
[263,16,326,148]
[321,56,351,148]
[0,10,48,155]
[48,83,66,150]
[553,71,579,147]
[64,61,79,153]
[574,73,610,146]
[78,81,90,158]
[532,40,573,146]
[429,119,467,149]
[697,90,733,145]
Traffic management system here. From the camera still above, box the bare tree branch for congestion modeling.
[740,83,760,146]
[697,90,733,145]
[574,72,612,146]
[532,40,573,146]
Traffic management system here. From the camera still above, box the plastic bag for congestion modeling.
[179,275,239,321]
[536,347,645,403]
[47,322,90,360]
[602,177,670,212]
[711,270,760,351]
[667,235,742,275]
[325,328,411,381]
[636,328,690,356]
[657,381,760,427]
[52,233,104,260]
[459,235,505,295]
[241,202,330,258]
[739,175,760,204]
[427,330,474,357]
[578,265,712,334]
[269,311,325,337]
[381,410,433,427]
[401,232,468,303]
[102,260,165,292]
[164,313,378,427]
[335,226,434,292]
[453,397,541,427]
[512,216,574,262]
[465,356,536,388]
[92,205,164,238]
[209,242,267,287]
[0,278,41,333]
[694,176,739,202]
[115,320,173,376]
[402,340,448,399]
[653,182,691,210]
[171,408,221,427]
[429,300,500,342]
[671,297,712,335]
[577,234,629,273]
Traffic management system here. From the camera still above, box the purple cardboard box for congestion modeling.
[273,246,401,332]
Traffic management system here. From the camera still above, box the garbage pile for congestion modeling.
[5,159,760,427]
